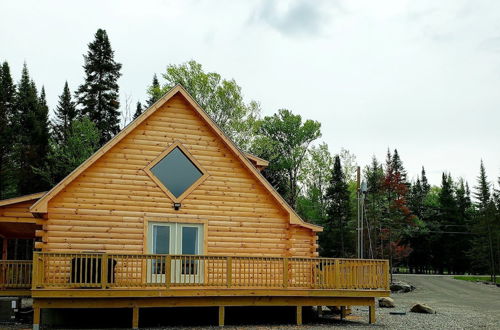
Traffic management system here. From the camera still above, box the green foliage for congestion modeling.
[52,81,77,144]
[474,160,491,210]
[151,61,260,150]
[133,101,143,120]
[321,155,351,257]
[76,29,122,145]
[338,148,358,182]
[252,109,321,209]
[14,64,50,194]
[146,74,161,107]
[36,117,100,186]
[467,163,499,276]
[298,143,333,224]
[0,61,17,198]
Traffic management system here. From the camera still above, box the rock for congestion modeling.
[379,297,395,308]
[390,281,415,293]
[410,303,435,314]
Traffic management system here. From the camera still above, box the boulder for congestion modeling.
[410,303,435,314]
[390,281,415,293]
[378,297,395,308]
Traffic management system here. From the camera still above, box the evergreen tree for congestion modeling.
[453,178,472,273]
[322,155,351,257]
[383,149,414,270]
[52,81,77,144]
[364,156,385,258]
[133,101,143,119]
[14,64,50,194]
[391,149,407,185]
[76,29,122,145]
[436,173,458,273]
[0,61,17,198]
[421,167,430,195]
[474,160,491,210]
[468,163,499,277]
[36,117,100,185]
[146,74,161,107]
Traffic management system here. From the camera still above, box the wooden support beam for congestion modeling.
[369,299,376,324]
[340,306,346,320]
[296,306,302,326]
[132,306,139,329]
[218,306,225,327]
[33,305,40,330]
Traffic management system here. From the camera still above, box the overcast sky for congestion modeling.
[1,0,499,188]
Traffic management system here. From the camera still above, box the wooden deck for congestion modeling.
[1,253,390,328]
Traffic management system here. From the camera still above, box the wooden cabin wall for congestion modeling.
[40,94,317,257]
[0,201,37,223]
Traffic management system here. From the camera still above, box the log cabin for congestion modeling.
[0,85,389,329]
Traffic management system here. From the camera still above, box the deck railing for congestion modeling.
[0,260,32,289]
[32,252,389,291]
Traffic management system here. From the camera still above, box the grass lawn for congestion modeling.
[453,275,500,284]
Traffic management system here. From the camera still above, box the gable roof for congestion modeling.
[30,85,322,232]
[0,191,46,207]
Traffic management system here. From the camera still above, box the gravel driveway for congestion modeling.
[345,274,500,329]
[3,275,499,329]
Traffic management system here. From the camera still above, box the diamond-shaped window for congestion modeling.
[144,142,208,202]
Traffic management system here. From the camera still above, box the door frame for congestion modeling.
[144,218,207,284]
[143,217,208,255]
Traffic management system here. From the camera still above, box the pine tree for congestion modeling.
[52,81,77,144]
[76,29,122,145]
[146,74,161,107]
[0,61,17,198]
[322,155,351,257]
[14,64,50,194]
[391,149,407,185]
[37,117,100,185]
[468,163,498,277]
[421,167,430,195]
[474,160,491,210]
[364,156,386,259]
[436,173,459,273]
[133,101,143,119]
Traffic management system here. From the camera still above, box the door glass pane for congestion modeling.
[154,226,170,254]
[182,227,198,255]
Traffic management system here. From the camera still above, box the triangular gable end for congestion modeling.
[30,85,322,232]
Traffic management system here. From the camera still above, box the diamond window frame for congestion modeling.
[143,141,209,203]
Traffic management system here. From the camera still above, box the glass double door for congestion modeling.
[148,222,203,284]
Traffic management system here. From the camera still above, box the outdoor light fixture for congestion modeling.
[173,202,181,210]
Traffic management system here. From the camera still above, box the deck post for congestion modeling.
[132,306,139,329]
[340,306,345,320]
[283,258,289,287]
[334,259,340,288]
[33,304,40,330]
[296,306,302,325]
[101,254,108,289]
[165,255,171,288]
[226,257,232,288]
[369,299,376,324]
[218,306,225,326]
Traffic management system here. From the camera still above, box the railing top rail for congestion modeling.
[0,260,33,263]
[32,252,388,263]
